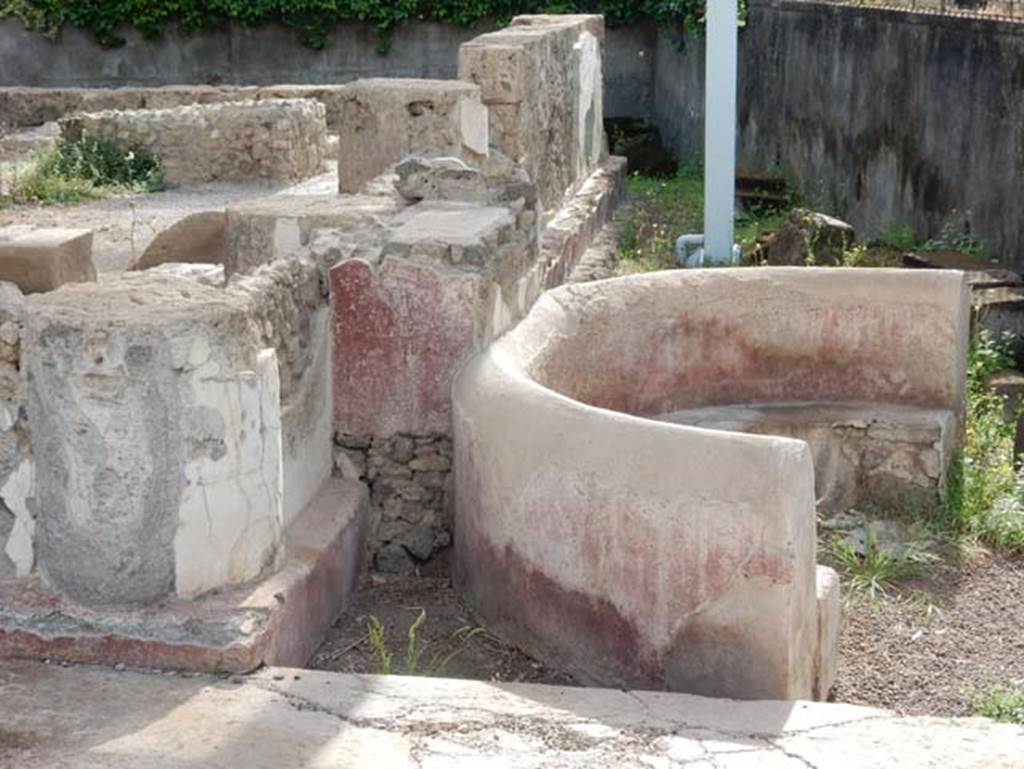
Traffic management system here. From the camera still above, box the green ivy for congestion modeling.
[0,0,734,50]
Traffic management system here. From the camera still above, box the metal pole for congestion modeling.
[703,0,738,264]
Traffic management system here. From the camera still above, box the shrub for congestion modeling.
[941,330,1024,553]
[3,135,165,206]
[1,1,740,50]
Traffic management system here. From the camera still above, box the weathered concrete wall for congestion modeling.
[453,267,968,700]
[0,17,650,113]
[604,21,656,119]
[651,0,1024,266]
[60,99,327,185]
[0,18,490,88]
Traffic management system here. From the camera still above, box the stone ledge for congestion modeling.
[0,478,369,673]
[2,662,1022,768]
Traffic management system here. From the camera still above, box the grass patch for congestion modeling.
[366,608,484,677]
[873,216,987,258]
[618,165,789,274]
[824,524,941,600]
[875,221,919,252]
[973,683,1024,724]
[1,135,165,207]
[825,331,1024,598]
[940,331,1024,553]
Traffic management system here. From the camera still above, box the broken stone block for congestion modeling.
[384,201,518,267]
[128,211,226,271]
[337,79,489,194]
[394,157,489,202]
[904,249,1022,289]
[394,154,537,208]
[987,369,1024,466]
[755,209,855,266]
[224,193,400,276]
[973,286,1024,368]
[0,225,95,294]
[459,15,606,214]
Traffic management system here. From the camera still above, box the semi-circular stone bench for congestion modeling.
[453,267,969,700]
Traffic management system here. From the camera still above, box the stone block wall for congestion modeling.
[459,15,606,217]
[59,99,327,186]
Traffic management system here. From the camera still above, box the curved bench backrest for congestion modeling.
[500,267,970,418]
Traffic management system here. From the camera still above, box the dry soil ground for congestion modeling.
[312,554,1024,717]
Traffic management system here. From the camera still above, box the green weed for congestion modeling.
[940,332,1024,552]
[875,221,919,252]
[366,609,485,677]
[617,165,790,273]
[972,683,1024,725]
[824,525,941,600]
[922,214,985,256]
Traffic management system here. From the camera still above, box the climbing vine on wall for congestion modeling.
[0,0,741,50]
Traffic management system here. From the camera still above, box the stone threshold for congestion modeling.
[0,478,369,673]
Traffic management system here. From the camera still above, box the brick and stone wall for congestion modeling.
[59,99,327,185]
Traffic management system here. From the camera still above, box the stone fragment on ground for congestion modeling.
[755,208,855,266]
[2,660,1022,768]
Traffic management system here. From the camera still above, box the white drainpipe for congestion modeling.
[676,0,741,268]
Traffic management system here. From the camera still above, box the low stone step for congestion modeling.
[0,477,369,673]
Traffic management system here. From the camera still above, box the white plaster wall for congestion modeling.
[2,456,35,577]
[281,307,333,526]
[574,30,604,182]
[174,348,284,598]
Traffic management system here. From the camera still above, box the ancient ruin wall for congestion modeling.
[459,15,606,217]
[59,99,327,185]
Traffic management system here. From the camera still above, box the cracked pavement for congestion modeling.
[1,660,1021,768]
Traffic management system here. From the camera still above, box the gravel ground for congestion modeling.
[314,554,1024,716]
[832,552,1024,716]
